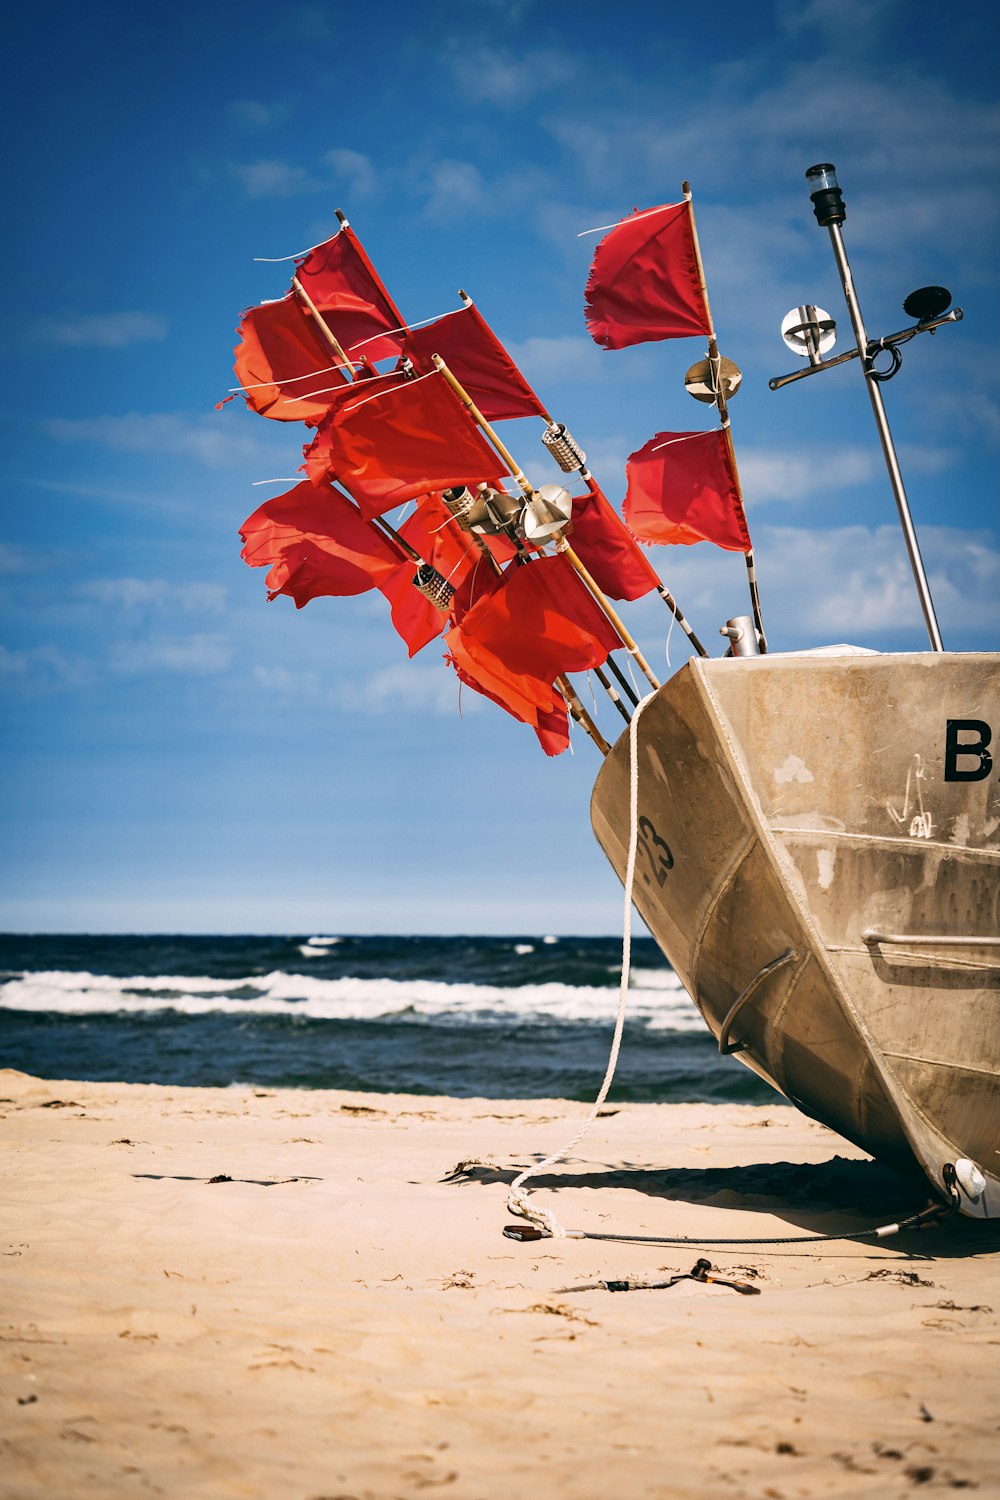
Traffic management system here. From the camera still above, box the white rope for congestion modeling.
[506,688,657,1238]
[230,362,352,394]
[338,367,437,418]
[650,431,708,454]
[349,303,465,351]
[576,201,683,239]
[253,233,339,264]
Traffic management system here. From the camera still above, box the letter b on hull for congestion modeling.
[944,719,993,782]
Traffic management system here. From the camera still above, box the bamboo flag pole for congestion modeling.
[458,290,706,656]
[291,275,363,377]
[556,675,611,754]
[431,354,660,693]
[288,276,426,568]
[683,181,768,653]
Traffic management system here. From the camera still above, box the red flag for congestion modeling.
[568,486,659,600]
[446,553,621,740]
[234,295,348,422]
[308,371,508,519]
[624,430,752,553]
[584,201,711,350]
[301,372,410,485]
[377,560,445,657]
[239,479,400,606]
[294,225,404,363]
[403,305,545,422]
[447,653,570,757]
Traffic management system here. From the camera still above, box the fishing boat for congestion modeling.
[227,164,998,1222]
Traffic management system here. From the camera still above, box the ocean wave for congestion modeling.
[0,967,702,1030]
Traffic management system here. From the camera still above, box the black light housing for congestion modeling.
[806,162,846,227]
[902,285,952,323]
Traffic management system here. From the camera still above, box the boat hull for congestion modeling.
[590,651,1000,1217]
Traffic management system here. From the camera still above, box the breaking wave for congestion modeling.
[0,965,701,1031]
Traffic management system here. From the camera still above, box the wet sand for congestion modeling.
[2,1068,998,1498]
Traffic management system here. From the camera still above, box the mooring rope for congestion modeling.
[506,690,657,1237]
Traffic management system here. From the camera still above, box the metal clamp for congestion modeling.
[718,948,799,1055]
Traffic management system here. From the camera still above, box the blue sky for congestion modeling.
[1,0,997,934]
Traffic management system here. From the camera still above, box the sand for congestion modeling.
[1,1068,998,1499]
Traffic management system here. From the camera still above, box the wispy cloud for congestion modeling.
[33,311,168,348]
[324,148,377,200]
[341,659,462,715]
[41,412,279,471]
[109,634,235,676]
[230,158,325,198]
[0,542,35,575]
[655,523,1000,646]
[0,642,90,688]
[442,43,577,106]
[506,335,607,386]
[80,578,228,614]
[227,99,293,130]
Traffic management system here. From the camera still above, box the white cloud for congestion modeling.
[109,634,235,676]
[80,578,228,614]
[0,543,34,575]
[506,335,607,385]
[41,412,277,471]
[653,523,1000,648]
[227,99,292,130]
[443,44,576,106]
[230,158,323,198]
[33,312,168,348]
[323,148,377,200]
[422,159,488,220]
[252,663,323,694]
[0,643,88,687]
[342,659,463,715]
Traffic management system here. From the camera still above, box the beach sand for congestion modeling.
[2,1068,998,1499]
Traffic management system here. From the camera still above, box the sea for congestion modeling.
[0,933,772,1104]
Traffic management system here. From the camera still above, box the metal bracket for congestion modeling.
[718,948,799,1056]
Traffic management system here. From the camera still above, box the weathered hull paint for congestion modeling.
[591,651,1000,1217]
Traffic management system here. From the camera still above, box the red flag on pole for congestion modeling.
[294,225,404,363]
[376,496,485,658]
[403,305,545,422]
[239,479,401,605]
[447,653,571,757]
[584,202,711,350]
[445,553,620,752]
[306,371,508,519]
[301,372,410,485]
[568,487,660,600]
[233,295,349,422]
[623,430,752,553]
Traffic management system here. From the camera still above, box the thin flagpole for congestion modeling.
[683,181,767,651]
[431,355,660,693]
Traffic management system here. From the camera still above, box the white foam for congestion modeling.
[514,943,535,955]
[0,968,703,1030]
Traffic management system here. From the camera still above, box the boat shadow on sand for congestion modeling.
[446,1156,1000,1257]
